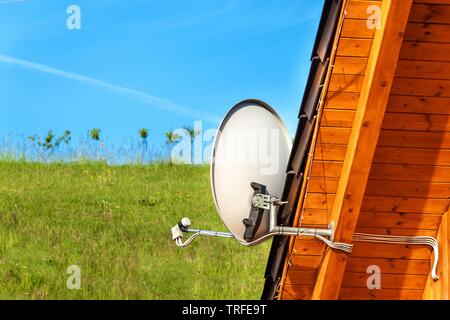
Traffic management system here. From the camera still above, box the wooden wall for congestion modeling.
[280,0,450,300]
[339,0,450,300]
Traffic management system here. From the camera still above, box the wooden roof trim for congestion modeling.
[311,0,413,300]
[276,0,349,300]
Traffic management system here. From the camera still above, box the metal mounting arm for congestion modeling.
[171,194,353,253]
[171,218,234,248]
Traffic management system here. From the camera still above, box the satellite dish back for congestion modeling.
[211,99,292,243]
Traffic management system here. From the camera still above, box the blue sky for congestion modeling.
[0,0,324,148]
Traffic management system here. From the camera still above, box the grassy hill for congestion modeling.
[0,161,271,299]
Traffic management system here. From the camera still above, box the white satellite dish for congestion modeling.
[210,99,292,242]
[168,100,440,279]
[171,99,351,252]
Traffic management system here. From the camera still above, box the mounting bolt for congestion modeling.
[328,222,334,242]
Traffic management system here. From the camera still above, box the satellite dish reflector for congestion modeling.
[210,99,292,243]
[171,99,346,252]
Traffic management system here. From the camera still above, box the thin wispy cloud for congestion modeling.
[146,0,238,30]
[0,0,31,4]
[0,54,220,123]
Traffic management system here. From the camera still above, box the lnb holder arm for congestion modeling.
[171,187,352,252]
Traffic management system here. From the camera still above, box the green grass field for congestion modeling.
[0,161,271,299]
